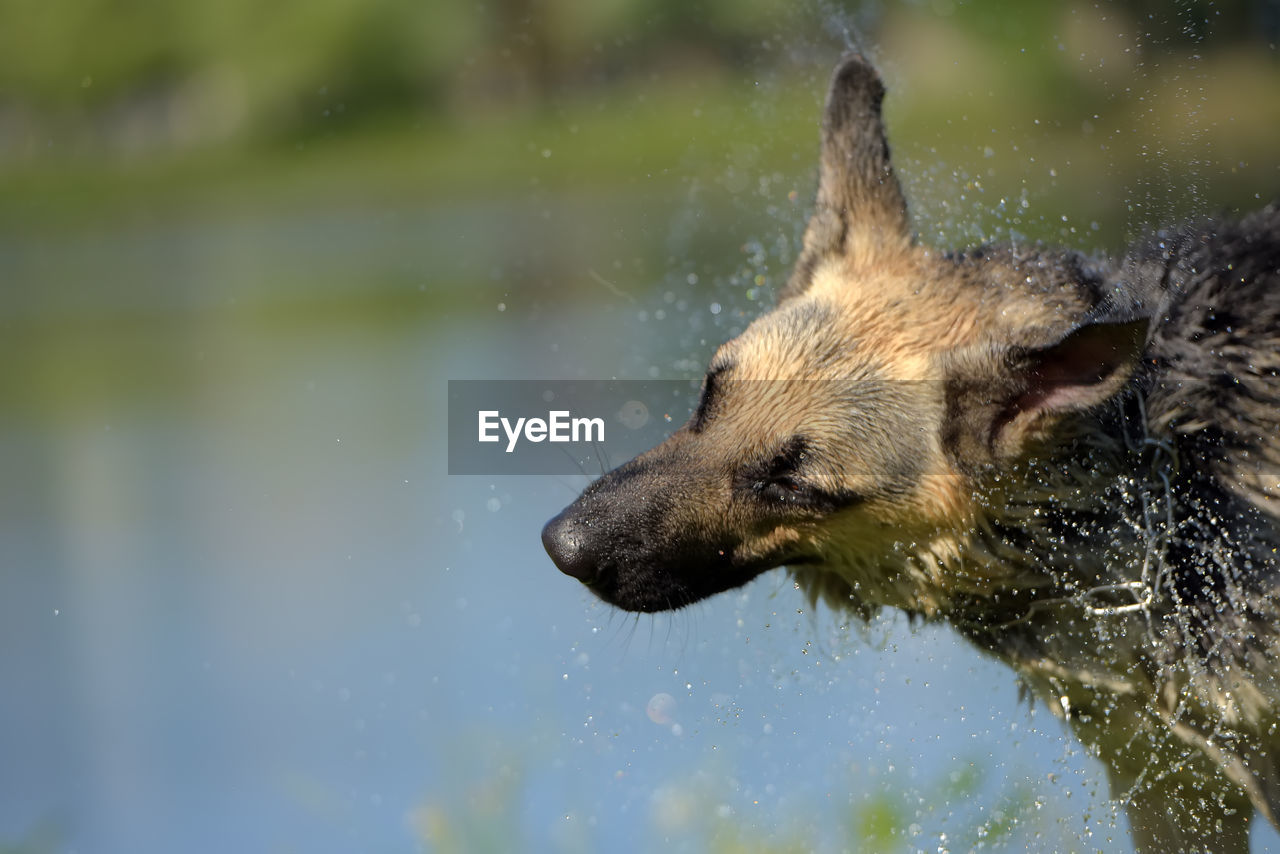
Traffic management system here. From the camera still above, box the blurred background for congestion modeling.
[2,1,1278,852]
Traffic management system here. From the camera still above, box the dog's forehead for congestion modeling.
[697,292,934,477]
[704,296,895,437]
[721,266,960,384]
[809,253,994,367]
[721,297,860,378]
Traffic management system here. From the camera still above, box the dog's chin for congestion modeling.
[583,557,787,613]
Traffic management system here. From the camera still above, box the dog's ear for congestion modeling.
[944,317,1149,465]
[781,54,911,301]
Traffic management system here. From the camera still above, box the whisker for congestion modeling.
[550,474,589,497]
[591,437,610,476]
[557,444,591,478]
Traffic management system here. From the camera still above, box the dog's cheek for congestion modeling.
[734,521,817,568]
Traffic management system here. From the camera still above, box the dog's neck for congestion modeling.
[951,389,1169,616]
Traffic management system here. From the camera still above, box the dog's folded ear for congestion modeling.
[782,54,911,301]
[943,317,1150,466]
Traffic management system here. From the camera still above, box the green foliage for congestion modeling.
[0,0,486,135]
[853,791,905,853]
[5,0,1267,147]
[408,750,1066,852]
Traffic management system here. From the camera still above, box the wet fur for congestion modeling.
[544,55,1280,852]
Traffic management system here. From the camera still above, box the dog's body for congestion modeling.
[543,55,1280,852]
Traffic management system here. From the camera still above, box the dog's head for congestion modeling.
[544,55,1148,615]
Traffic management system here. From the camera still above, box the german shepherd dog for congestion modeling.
[543,55,1280,853]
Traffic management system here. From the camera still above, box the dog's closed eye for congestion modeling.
[738,437,863,512]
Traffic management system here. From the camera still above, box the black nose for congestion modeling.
[542,510,598,583]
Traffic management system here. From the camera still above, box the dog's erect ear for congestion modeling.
[945,317,1149,465]
[782,54,911,301]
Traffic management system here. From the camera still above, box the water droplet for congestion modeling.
[647,692,677,724]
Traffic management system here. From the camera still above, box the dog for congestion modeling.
[543,54,1280,853]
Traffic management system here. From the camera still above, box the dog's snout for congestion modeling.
[542,510,598,583]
